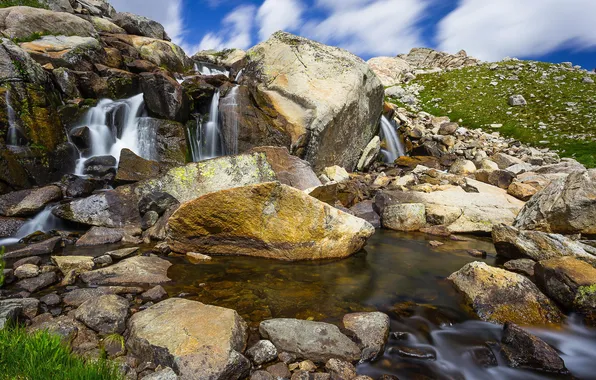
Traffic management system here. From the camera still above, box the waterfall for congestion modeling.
[74,94,153,175]
[380,116,406,162]
[188,90,225,162]
[234,69,244,82]
[5,89,21,146]
[0,206,64,247]
[194,62,230,77]
[219,86,240,155]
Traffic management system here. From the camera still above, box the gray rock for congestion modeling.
[504,259,536,278]
[491,153,524,170]
[266,362,291,379]
[349,201,381,229]
[13,256,42,269]
[0,186,62,217]
[508,95,527,106]
[246,340,278,366]
[357,137,381,172]
[0,298,39,320]
[80,256,171,286]
[0,302,21,329]
[382,203,426,232]
[93,255,113,267]
[76,227,124,247]
[259,319,361,363]
[74,295,129,335]
[0,217,26,238]
[251,370,274,380]
[17,272,58,293]
[113,12,167,40]
[138,193,179,216]
[63,286,143,307]
[141,72,189,122]
[4,237,62,260]
[39,293,61,307]
[106,247,139,260]
[141,285,167,302]
[14,264,40,279]
[142,367,178,380]
[343,312,390,361]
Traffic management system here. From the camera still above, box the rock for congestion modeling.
[259,318,361,363]
[63,286,143,307]
[508,95,527,106]
[535,257,596,323]
[39,293,60,307]
[343,312,390,361]
[107,34,189,73]
[186,252,212,262]
[166,182,374,261]
[438,122,459,135]
[141,72,190,122]
[13,256,41,269]
[127,298,249,379]
[141,285,167,302]
[381,203,426,232]
[93,255,112,268]
[514,169,596,235]
[448,262,562,325]
[492,224,596,266]
[325,359,357,380]
[501,322,568,374]
[366,56,412,87]
[113,12,167,40]
[251,371,274,380]
[137,117,188,168]
[246,340,278,366]
[0,6,96,40]
[449,159,476,175]
[479,159,499,171]
[142,367,178,380]
[193,48,246,68]
[357,136,381,172]
[4,237,62,260]
[240,32,384,172]
[105,248,139,261]
[83,155,117,177]
[249,146,322,191]
[75,295,129,335]
[0,298,39,320]
[299,360,317,372]
[488,170,515,189]
[89,16,125,33]
[17,271,58,293]
[0,186,62,217]
[76,227,124,247]
[504,259,536,278]
[21,36,105,72]
[138,192,179,217]
[390,346,436,360]
[0,302,22,329]
[507,182,537,201]
[349,201,380,229]
[266,362,291,379]
[491,153,524,170]
[115,149,160,185]
[398,48,480,70]
[322,166,350,183]
[52,256,94,276]
[0,216,26,237]
[14,264,40,279]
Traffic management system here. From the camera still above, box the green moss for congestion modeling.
[0,0,48,9]
[575,284,596,304]
[11,31,50,44]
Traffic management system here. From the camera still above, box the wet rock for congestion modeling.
[113,12,168,40]
[0,186,62,217]
[357,136,381,172]
[127,298,249,379]
[247,340,278,366]
[106,247,139,260]
[75,295,129,335]
[52,256,94,276]
[141,285,167,302]
[382,203,426,232]
[115,149,160,185]
[504,259,536,278]
[514,169,596,235]
[63,286,144,307]
[501,322,568,374]
[83,155,117,178]
[0,6,96,40]
[167,182,374,261]
[390,346,436,360]
[469,346,498,368]
[448,261,563,325]
[76,227,124,247]
[325,359,357,380]
[80,256,171,286]
[259,318,361,363]
[141,72,190,122]
[65,176,101,199]
[343,312,390,361]
[17,272,58,293]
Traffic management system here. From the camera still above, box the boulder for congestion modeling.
[4,236,62,259]
[381,203,426,232]
[127,298,249,379]
[491,153,524,170]
[106,247,139,260]
[259,319,361,363]
[137,118,188,168]
[14,264,40,279]
[343,312,390,361]
[0,302,21,329]
[504,259,536,278]
[322,166,350,183]
[51,256,95,276]
[141,72,190,122]
[80,256,171,286]
[75,0,116,18]
[193,48,247,68]
[140,285,167,302]
[17,271,58,293]
[238,32,384,172]
[398,48,480,70]
[488,170,515,189]
[75,294,129,335]
[357,136,381,172]
[249,146,321,191]
[109,34,189,73]
[166,182,375,261]
[0,216,26,237]
[0,6,96,40]
[115,149,160,185]
[63,286,143,307]
[113,12,167,40]
[20,36,105,72]
[507,182,537,201]
[514,169,596,235]
[76,227,124,246]
[448,262,563,325]
[0,186,61,217]
[366,56,412,87]
[89,16,125,34]
[449,159,476,175]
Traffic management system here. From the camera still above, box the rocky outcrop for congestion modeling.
[366,57,412,87]
[113,12,168,40]
[108,34,190,73]
[232,31,384,172]
[398,48,480,70]
[448,262,563,325]
[127,298,249,379]
[20,36,105,72]
[166,182,375,261]
[193,48,246,69]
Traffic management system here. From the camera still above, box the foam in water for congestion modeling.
[380,115,406,162]
[74,94,153,175]
[194,62,230,77]
[188,90,225,161]
[0,206,63,246]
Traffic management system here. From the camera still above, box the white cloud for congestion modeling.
[437,0,596,61]
[303,0,429,57]
[197,5,257,51]
[256,0,305,41]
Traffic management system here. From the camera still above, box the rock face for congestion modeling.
[141,72,189,122]
[366,57,412,87]
[235,31,384,172]
[127,298,249,379]
[448,262,563,325]
[514,170,596,235]
[259,319,361,363]
[398,48,480,70]
[80,256,171,286]
[166,182,375,261]
[343,312,390,361]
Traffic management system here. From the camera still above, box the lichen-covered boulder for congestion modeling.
[166,181,375,261]
[366,56,411,87]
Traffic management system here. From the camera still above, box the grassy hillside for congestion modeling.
[409,60,596,167]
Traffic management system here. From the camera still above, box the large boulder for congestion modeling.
[20,36,105,72]
[80,256,171,286]
[140,72,190,122]
[398,48,480,70]
[137,118,187,168]
[166,182,375,261]
[127,298,249,379]
[115,148,160,185]
[366,56,412,87]
[514,170,596,235]
[113,12,168,40]
[248,146,321,190]
[448,262,563,325]
[0,185,61,217]
[109,34,190,73]
[235,31,384,172]
[0,6,97,40]
[259,319,361,363]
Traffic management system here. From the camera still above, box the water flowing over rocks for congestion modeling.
[166,182,375,260]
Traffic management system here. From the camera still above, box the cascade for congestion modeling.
[0,206,64,247]
[234,69,244,82]
[380,115,406,162]
[188,90,225,161]
[5,89,21,146]
[194,62,230,77]
[219,86,240,155]
[73,94,154,175]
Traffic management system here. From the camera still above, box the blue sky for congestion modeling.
[110,0,596,69]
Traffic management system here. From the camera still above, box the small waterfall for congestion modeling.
[194,62,230,77]
[5,89,21,146]
[74,94,153,175]
[0,206,64,246]
[380,116,406,162]
[188,90,225,162]
[219,86,240,155]
[234,69,244,82]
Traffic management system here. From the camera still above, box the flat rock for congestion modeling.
[52,256,95,276]
[80,256,171,286]
[343,312,390,361]
[106,247,139,260]
[4,236,62,260]
[259,318,361,363]
[17,271,58,293]
[20,35,104,72]
[0,186,62,217]
[75,294,129,335]
[63,286,144,307]
[76,227,124,247]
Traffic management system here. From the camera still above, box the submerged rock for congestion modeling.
[166,182,375,261]
[448,262,562,325]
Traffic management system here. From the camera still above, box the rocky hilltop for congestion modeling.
[1,1,595,379]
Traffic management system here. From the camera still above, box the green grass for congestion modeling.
[0,247,4,286]
[0,326,123,380]
[408,61,596,167]
[0,0,48,8]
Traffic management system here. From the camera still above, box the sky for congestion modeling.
[109,0,596,69]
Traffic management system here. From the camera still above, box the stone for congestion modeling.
[14,264,40,279]
[0,302,22,329]
[504,259,536,278]
[113,12,167,40]
[322,166,350,183]
[514,169,596,235]
[141,72,189,122]
[356,136,381,172]
[83,155,117,177]
[127,298,249,379]
[0,216,26,237]
[93,255,113,268]
[17,272,58,293]
[137,117,188,168]
[115,149,160,185]
[193,48,247,68]
[0,186,62,217]
[89,16,125,34]
[63,286,143,307]
[488,170,516,189]
[381,203,426,232]
[246,340,278,366]
[507,182,537,201]
[108,34,189,73]
[508,95,527,106]
[142,367,178,380]
[491,153,524,170]
[398,48,480,70]
[448,262,562,325]
[80,256,171,286]
[20,36,105,72]
[75,295,129,335]
[167,182,374,261]
[343,312,390,361]
[52,256,94,276]
[0,298,39,320]
[13,256,41,269]
[0,6,96,40]
[325,359,357,380]
[186,252,212,262]
[4,236,61,259]
[76,227,124,246]
[501,322,568,374]
[366,56,412,87]
[449,159,476,175]
[141,285,168,302]
[349,200,381,229]
[479,159,499,171]
[251,371,274,380]
[438,122,459,135]
[266,362,291,379]
[259,319,361,363]
[138,192,179,217]
[299,360,317,372]
[39,293,60,307]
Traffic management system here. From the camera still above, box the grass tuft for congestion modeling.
[0,0,48,8]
